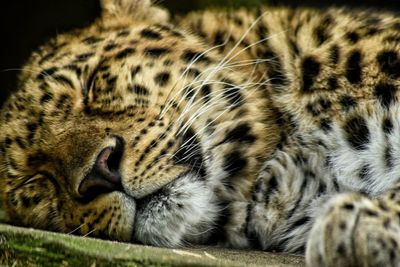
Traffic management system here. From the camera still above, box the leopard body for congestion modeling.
[1,1,400,266]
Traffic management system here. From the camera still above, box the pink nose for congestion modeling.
[78,137,124,197]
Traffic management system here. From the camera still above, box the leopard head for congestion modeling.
[0,0,277,246]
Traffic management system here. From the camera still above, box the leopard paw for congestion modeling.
[306,193,400,267]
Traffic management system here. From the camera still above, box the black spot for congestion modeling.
[320,118,332,132]
[359,164,370,180]
[343,203,354,210]
[315,26,329,46]
[245,204,262,249]
[4,137,12,147]
[163,59,173,66]
[106,76,117,87]
[15,137,26,149]
[40,93,53,104]
[345,31,359,43]
[26,122,38,143]
[223,124,256,144]
[223,151,248,176]
[365,209,378,217]
[21,196,32,208]
[289,40,300,55]
[183,86,195,100]
[306,103,318,116]
[345,50,362,84]
[328,77,338,90]
[321,15,333,26]
[144,47,170,58]
[181,50,211,63]
[317,182,327,195]
[209,201,231,244]
[366,27,380,36]
[75,52,95,62]
[117,29,130,37]
[332,178,340,191]
[154,72,170,86]
[56,94,70,109]
[256,23,269,40]
[385,146,394,169]
[264,175,279,203]
[27,123,38,135]
[154,23,177,33]
[344,116,370,150]
[65,64,82,77]
[140,28,162,40]
[318,98,332,110]
[27,153,48,167]
[36,67,58,80]
[233,16,243,26]
[116,48,135,59]
[339,221,347,230]
[131,85,149,95]
[38,52,56,64]
[223,80,242,107]
[337,243,347,256]
[374,82,397,109]
[200,85,211,103]
[377,50,400,78]
[186,68,201,77]
[213,30,226,46]
[382,117,393,134]
[136,138,160,166]
[330,45,340,65]
[104,43,118,51]
[301,56,321,92]
[83,36,103,45]
[38,82,49,93]
[292,216,310,228]
[339,95,357,112]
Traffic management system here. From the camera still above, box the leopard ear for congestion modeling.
[100,0,169,23]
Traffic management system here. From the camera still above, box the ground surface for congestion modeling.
[0,224,304,267]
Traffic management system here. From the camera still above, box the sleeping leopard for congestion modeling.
[1,0,400,266]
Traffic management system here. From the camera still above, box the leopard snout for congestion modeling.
[78,136,125,198]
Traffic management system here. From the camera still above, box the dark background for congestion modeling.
[1,0,400,107]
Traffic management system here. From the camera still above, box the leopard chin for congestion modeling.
[132,172,218,247]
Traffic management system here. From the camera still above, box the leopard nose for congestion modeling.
[78,137,124,196]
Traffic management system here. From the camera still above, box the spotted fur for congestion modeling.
[1,1,400,266]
